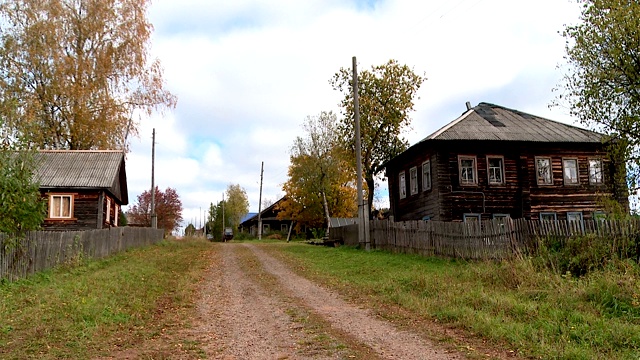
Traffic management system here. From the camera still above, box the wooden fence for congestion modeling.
[0,227,165,282]
[329,218,640,260]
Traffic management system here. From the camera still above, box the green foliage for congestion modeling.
[225,184,249,229]
[557,0,640,192]
[0,150,45,236]
[330,59,426,212]
[0,238,213,359]
[535,232,640,277]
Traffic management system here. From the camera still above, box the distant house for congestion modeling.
[239,197,293,236]
[383,102,628,223]
[35,150,129,231]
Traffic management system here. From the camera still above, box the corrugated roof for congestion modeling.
[35,150,125,189]
[423,102,602,143]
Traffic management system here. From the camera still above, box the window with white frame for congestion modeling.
[281,223,288,232]
[588,158,603,185]
[535,157,553,185]
[114,205,119,226]
[422,160,431,191]
[540,212,557,221]
[49,194,73,219]
[409,166,418,195]
[399,171,406,199]
[563,158,579,185]
[458,156,477,185]
[263,224,270,233]
[487,156,505,185]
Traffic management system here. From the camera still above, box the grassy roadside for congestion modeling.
[0,237,214,360]
[266,242,640,360]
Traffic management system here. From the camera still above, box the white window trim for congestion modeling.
[562,158,580,185]
[487,155,505,185]
[114,204,119,226]
[106,198,111,224]
[458,155,477,186]
[48,194,74,219]
[588,158,604,185]
[263,224,270,233]
[409,166,418,195]
[281,223,288,232]
[535,157,553,185]
[567,211,583,222]
[399,171,406,199]
[422,160,431,191]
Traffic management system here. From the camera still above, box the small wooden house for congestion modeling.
[239,197,293,236]
[35,150,129,231]
[384,102,628,222]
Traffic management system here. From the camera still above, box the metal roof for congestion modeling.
[34,150,128,204]
[422,102,602,143]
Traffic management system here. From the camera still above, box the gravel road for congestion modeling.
[188,243,466,360]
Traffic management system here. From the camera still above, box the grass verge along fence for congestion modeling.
[330,218,640,260]
[1,227,164,282]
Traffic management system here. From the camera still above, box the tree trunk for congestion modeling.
[322,191,331,238]
[365,176,375,219]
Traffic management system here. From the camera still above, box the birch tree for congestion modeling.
[0,0,176,150]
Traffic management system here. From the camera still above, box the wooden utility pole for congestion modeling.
[257,161,264,240]
[151,128,157,229]
[353,56,370,251]
[222,193,225,241]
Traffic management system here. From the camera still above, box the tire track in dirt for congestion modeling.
[243,243,464,360]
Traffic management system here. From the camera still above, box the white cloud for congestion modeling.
[123,0,584,231]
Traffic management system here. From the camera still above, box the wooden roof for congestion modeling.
[35,150,129,205]
[423,102,602,143]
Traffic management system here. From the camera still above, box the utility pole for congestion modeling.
[222,193,225,241]
[257,161,264,240]
[353,56,370,251]
[150,128,157,229]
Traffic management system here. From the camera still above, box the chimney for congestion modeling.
[465,101,472,110]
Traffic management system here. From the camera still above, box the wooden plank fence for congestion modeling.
[330,218,640,260]
[0,227,165,282]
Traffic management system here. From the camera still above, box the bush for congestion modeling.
[537,233,640,276]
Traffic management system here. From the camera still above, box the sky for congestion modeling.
[123,0,584,232]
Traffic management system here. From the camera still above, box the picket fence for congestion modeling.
[329,218,640,260]
[0,227,164,282]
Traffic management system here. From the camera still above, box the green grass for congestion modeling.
[0,237,214,360]
[269,243,640,360]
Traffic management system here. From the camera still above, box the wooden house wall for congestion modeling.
[42,189,101,231]
[388,147,442,221]
[387,140,624,222]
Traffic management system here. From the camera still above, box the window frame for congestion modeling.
[463,213,481,222]
[487,155,505,186]
[409,166,418,195]
[567,211,583,222]
[106,197,111,224]
[562,158,580,185]
[422,160,432,191]
[399,171,406,199]
[458,155,477,186]
[263,224,270,233]
[540,212,557,221]
[588,158,604,185]
[535,156,553,185]
[48,193,75,219]
[281,223,288,232]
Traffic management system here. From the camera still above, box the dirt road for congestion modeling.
[187,243,465,359]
